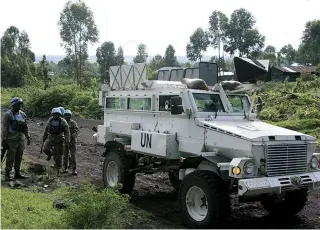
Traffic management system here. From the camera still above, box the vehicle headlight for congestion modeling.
[243,160,255,174]
[310,156,319,169]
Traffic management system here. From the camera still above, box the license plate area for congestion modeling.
[245,179,271,189]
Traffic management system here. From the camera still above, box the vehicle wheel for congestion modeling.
[102,151,136,194]
[179,170,230,228]
[169,170,181,191]
[261,188,309,216]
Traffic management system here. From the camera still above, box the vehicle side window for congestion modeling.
[106,98,126,109]
[128,98,151,110]
[159,95,179,111]
[228,95,251,112]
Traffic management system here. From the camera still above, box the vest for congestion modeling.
[8,110,27,134]
[48,118,63,135]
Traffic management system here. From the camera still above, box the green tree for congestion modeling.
[149,54,164,71]
[259,45,277,64]
[186,27,209,62]
[1,26,35,87]
[224,8,265,57]
[96,41,116,84]
[280,44,297,65]
[163,45,178,67]
[115,46,125,65]
[208,11,228,73]
[58,0,99,85]
[297,20,320,65]
[133,43,148,63]
[39,55,50,90]
[57,57,74,76]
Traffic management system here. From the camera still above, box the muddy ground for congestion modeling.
[2,113,320,229]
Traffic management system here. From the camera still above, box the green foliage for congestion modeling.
[55,183,130,229]
[224,8,265,57]
[208,10,228,67]
[1,187,66,229]
[149,54,164,71]
[1,78,102,119]
[1,26,36,88]
[133,43,148,63]
[257,78,320,145]
[38,55,50,90]
[96,41,117,84]
[297,20,320,65]
[116,46,125,65]
[58,0,99,85]
[259,45,277,64]
[163,45,179,67]
[279,44,297,65]
[186,27,210,62]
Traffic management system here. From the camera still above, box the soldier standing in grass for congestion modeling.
[1,97,31,181]
[62,109,79,176]
[42,108,70,175]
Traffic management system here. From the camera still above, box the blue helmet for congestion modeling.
[64,109,72,116]
[58,107,65,115]
[51,107,62,115]
[10,97,23,107]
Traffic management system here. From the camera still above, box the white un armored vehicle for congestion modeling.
[95,62,320,228]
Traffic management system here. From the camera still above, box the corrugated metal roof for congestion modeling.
[282,67,296,72]
[272,65,317,73]
[287,66,317,73]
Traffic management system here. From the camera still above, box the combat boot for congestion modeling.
[14,171,28,179]
[62,168,68,173]
[72,169,77,176]
[4,171,13,181]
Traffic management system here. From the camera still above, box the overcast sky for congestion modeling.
[0,0,319,57]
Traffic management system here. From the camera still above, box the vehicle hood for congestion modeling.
[198,119,316,142]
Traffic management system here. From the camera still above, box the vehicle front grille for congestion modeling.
[266,144,308,176]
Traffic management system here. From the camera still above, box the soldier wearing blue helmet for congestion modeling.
[1,97,31,181]
[42,107,70,174]
[58,107,65,116]
[62,109,79,175]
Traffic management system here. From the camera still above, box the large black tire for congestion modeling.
[102,151,136,194]
[179,170,231,229]
[169,170,181,191]
[261,188,309,217]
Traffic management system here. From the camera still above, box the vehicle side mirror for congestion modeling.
[170,96,184,115]
[256,96,263,113]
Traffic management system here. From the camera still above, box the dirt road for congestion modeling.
[4,112,320,228]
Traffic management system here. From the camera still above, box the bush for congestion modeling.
[1,79,101,119]
[56,183,130,229]
[300,72,315,82]
[1,187,66,229]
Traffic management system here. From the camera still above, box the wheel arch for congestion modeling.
[103,141,125,157]
[180,156,225,179]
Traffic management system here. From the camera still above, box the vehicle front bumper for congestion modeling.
[238,171,320,196]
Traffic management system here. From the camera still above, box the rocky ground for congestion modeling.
[1,113,320,229]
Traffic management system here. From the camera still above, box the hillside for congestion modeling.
[257,75,320,147]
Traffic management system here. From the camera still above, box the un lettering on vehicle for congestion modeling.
[131,130,180,159]
[140,132,152,148]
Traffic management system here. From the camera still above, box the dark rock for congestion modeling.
[28,162,46,174]
[53,199,67,209]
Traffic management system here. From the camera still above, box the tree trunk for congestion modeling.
[218,39,221,77]
[73,35,78,85]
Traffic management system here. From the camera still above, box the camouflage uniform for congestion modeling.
[2,108,30,180]
[63,119,79,173]
[43,116,70,172]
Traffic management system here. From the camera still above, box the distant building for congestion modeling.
[268,65,318,82]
